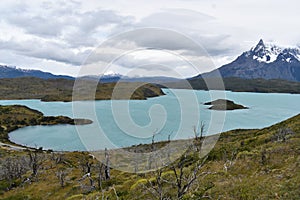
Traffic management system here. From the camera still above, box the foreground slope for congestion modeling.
[0,112,299,199]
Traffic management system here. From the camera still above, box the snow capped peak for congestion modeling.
[101,71,123,78]
[103,70,120,76]
[258,39,264,45]
[283,48,300,61]
[0,65,17,69]
[252,39,265,52]
[246,39,300,63]
[250,40,282,63]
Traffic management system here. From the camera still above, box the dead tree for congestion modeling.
[151,128,160,151]
[155,169,164,200]
[104,148,110,180]
[51,152,64,165]
[142,143,210,199]
[79,156,92,175]
[146,168,165,200]
[133,146,139,173]
[56,169,68,187]
[96,162,105,190]
[148,154,154,170]
[171,155,208,199]
[223,149,237,173]
[27,150,45,178]
[193,121,205,141]
[167,131,174,143]
[78,168,95,193]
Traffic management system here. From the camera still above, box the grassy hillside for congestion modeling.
[165,77,300,94]
[0,113,299,199]
[0,77,165,102]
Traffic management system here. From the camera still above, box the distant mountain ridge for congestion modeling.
[0,65,74,79]
[201,39,300,81]
[0,65,181,83]
[80,74,182,83]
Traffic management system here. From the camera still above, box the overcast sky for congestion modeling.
[0,0,299,78]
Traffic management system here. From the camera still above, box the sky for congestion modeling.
[0,0,300,78]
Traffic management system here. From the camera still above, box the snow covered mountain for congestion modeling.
[246,39,300,64]
[0,65,74,79]
[202,39,300,81]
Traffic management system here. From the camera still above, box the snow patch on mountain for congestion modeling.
[246,39,300,63]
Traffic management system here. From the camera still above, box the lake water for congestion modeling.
[1,89,300,151]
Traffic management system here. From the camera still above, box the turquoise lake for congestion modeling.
[1,89,300,151]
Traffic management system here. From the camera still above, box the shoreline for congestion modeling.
[0,87,300,103]
[0,105,93,151]
[3,113,299,153]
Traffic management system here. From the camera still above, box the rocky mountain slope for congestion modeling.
[202,39,300,81]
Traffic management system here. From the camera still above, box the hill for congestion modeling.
[165,77,300,94]
[0,77,165,102]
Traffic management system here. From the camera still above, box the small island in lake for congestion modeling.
[204,99,248,110]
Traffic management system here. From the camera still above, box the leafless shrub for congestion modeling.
[27,150,45,179]
[1,156,28,189]
[223,149,237,173]
[55,168,69,187]
[271,128,295,142]
[140,142,211,199]
[193,121,205,141]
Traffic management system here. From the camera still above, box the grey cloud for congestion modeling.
[0,1,137,66]
[140,8,215,28]
[110,51,194,72]
[1,1,135,42]
[134,9,241,57]
[183,34,235,57]
[78,10,134,33]
[85,52,120,65]
[0,2,242,74]
[6,15,65,37]
[0,39,90,66]
[79,27,226,71]
[1,1,70,37]
[103,28,232,58]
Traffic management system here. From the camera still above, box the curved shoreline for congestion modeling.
[0,105,92,150]
[5,114,299,153]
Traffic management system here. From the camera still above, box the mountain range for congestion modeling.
[1,39,300,82]
[0,65,182,83]
[81,74,182,83]
[201,39,300,81]
[0,65,73,80]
